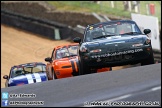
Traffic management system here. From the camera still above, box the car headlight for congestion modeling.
[8,79,13,84]
[145,39,151,44]
[132,43,143,47]
[80,46,88,52]
[90,49,102,53]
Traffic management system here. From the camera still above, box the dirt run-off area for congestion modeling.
[1,24,73,88]
[1,24,132,88]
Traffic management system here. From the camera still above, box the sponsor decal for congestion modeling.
[105,41,125,45]
[25,73,42,84]
[96,58,101,62]
[89,26,93,30]
[25,74,34,84]
[33,73,42,83]
[91,48,143,58]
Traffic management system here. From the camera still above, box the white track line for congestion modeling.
[151,86,161,91]
[105,94,132,102]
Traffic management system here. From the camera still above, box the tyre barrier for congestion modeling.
[1,9,83,40]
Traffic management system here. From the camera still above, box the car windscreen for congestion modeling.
[11,64,46,78]
[84,21,142,42]
[56,45,78,59]
[56,48,70,59]
[68,45,78,56]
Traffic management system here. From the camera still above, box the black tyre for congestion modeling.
[141,51,154,66]
[78,60,82,75]
[52,68,57,79]
[79,59,91,75]
[109,67,112,71]
[47,67,53,80]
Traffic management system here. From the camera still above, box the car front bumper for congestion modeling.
[81,46,153,67]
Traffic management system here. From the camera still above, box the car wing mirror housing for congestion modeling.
[143,29,151,35]
[73,37,81,43]
[3,75,8,79]
[45,57,52,62]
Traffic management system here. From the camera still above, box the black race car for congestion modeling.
[73,20,154,75]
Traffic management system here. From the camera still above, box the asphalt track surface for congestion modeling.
[1,63,161,107]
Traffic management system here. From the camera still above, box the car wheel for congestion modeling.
[80,59,91,75]
[141,51,154,66]
[110,67,112,71]
[47,67,53,80]
[79,60,83,75]
[52,68,57,79]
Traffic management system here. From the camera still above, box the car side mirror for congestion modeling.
[45,57,52,62]
[3,75,8,79]
[143,29,151,35]
[73,37,81,43]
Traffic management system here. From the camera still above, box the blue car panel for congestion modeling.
[4,62,48,87]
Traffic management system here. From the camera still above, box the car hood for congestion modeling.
[54,56,79,69]
[84,35,148,52]
[8,72,47,86]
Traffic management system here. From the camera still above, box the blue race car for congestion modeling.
[3,62,48,87]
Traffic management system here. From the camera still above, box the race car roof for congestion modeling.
[54,43,79,50]
[87,20,136,27]
[12,62,46,69]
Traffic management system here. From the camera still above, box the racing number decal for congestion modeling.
[70,59,79,75]
[33,79,36,83]
[70,60,77,73]
[75,59,79,72]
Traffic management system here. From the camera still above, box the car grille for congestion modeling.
[106,43,132,52]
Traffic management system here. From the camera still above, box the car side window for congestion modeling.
[56,49,62,59]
